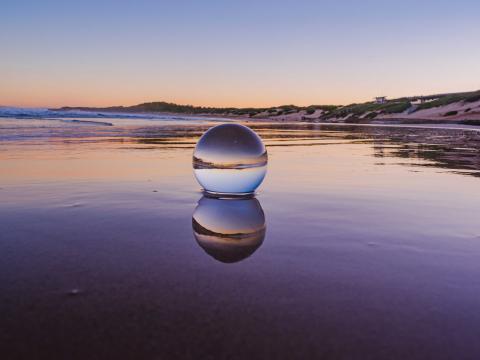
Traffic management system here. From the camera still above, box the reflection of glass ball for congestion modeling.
[192,196,266,263]
[193,124,267,196]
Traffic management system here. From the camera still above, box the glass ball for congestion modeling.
[192,196,266,263]
[193,124,267,196]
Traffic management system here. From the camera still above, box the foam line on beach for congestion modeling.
[60,119,114,126]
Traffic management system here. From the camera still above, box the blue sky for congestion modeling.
[1,0,479,107]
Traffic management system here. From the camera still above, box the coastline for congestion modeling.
[48,92,480,126]
[89,111,480,127]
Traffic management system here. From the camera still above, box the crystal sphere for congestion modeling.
[192,196,266,263]
[193,124,267,196]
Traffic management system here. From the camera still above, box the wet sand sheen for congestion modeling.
[1,119,480,359]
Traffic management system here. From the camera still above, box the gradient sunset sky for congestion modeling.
[1,0,479,108]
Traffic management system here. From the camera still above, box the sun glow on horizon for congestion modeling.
[1,0,479,109]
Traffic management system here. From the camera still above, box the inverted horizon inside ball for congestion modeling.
[193,123,268,196]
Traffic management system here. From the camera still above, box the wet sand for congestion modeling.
[1,119,480,359]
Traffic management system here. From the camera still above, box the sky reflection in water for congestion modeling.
[192,195,266,263]
[1,118,480,359]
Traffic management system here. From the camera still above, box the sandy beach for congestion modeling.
[2,0,480,357]
[2,117,480,359]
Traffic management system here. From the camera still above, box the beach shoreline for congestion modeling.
[47,91,480,126]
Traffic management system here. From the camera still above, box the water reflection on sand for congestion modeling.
[192,195,266,263]
[2,118,480,359]
[2,119,479,179]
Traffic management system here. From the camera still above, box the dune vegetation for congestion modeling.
[55,90,480,123]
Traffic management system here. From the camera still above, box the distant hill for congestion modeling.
[54,102,338,117]
[53,90,480,124]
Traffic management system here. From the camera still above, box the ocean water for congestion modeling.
[0,107,232,142]
[1,115,480,359]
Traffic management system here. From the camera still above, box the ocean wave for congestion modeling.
[0,107,163,119]
[0,107,232,122]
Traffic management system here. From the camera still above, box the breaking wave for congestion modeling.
[0,107,233,123]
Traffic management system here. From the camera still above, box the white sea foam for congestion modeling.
[0,107,234,142]
[0,106,233,122]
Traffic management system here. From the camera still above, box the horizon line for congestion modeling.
[2,88,480,110]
